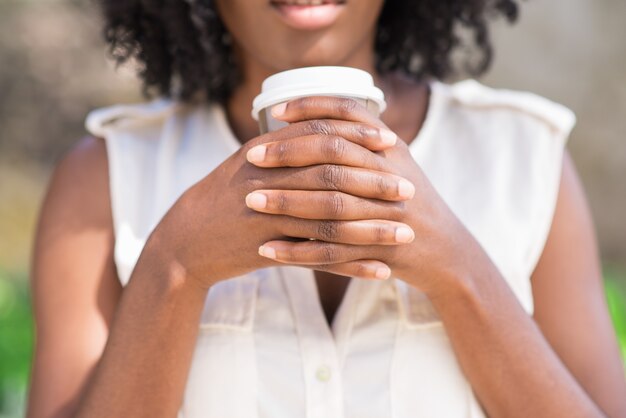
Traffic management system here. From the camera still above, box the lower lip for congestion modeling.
[271,3,345,30]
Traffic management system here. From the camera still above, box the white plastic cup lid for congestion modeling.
[251,66,386,120]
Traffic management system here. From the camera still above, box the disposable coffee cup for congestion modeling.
[252,66,387,134]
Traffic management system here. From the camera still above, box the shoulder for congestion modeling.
[533,149,596,282]
[432,79,576,139]
[57,135,108,176]
[41,135,112,233]
[33,135,118,307]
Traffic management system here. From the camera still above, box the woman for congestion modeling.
[27,0,626,417]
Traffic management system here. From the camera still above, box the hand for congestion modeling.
[251,96,480,294]
[142,107,417,289]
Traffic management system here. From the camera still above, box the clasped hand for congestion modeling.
[244,96,471,291]
[160,95,478,293]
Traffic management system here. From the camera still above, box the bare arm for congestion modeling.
[27,137,208,418]
[28,137,123,417]
[532,151,626,416]
[428,151,626,417]
[74,223,208,417]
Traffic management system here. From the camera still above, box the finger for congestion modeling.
[247,135,390,171]
[271,96,387,130]
[245,189,410,219]
[245,188,410,220]
[279,218,415,245]
[310,261,392,281]
[250,166,415,203]
[258,239,394,266]
[253,118,397,151]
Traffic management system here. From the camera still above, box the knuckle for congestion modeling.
[276,192,289,212]
[307,119,332,136]
[353,263,369,278]
[374,225,388,242]
[320,244,338,264]
[322,136,346,161]
[321,164,345,190]
[328,192,346,217]
[275,141,292,165]
[354,124,374,141]
[374,175,390,196]
[316,220,340,241]
[337,98,359,117]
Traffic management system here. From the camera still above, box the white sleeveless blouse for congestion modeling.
[86,80,575,418]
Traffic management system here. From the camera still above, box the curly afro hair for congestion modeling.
[100,0,519,104]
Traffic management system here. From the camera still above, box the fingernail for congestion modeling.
[398,179,415,199]
[258,245,276,259]
[271,102,288,118]
[395,226,415,243]
[380,129,398,146]
[245,192,267,210]
[247,145,266,163]
[375,266,391,280]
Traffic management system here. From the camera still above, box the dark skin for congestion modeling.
[249,76,429,324]
[27,0,626,417]
[287,76,428,325]
[218,0,427,323]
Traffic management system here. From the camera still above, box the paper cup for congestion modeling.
[252,66,387,134]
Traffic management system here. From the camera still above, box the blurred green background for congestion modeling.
[1,0,625,417]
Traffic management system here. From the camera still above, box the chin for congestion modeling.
[284,54,343,69]
[271,40,356,71]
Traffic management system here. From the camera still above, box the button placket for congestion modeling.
[280,267,345,418]
[315,365,332,382]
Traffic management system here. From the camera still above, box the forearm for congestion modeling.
[427,244,605,418]
[75,241,208,418]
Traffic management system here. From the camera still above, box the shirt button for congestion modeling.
[316,365,332,382]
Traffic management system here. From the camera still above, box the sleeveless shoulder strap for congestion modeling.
[85,99,185,285]
[400,80,576,316]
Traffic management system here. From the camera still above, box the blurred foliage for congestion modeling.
[0,270,32,418]
[606,267,626,360]
[0,163,47,273]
